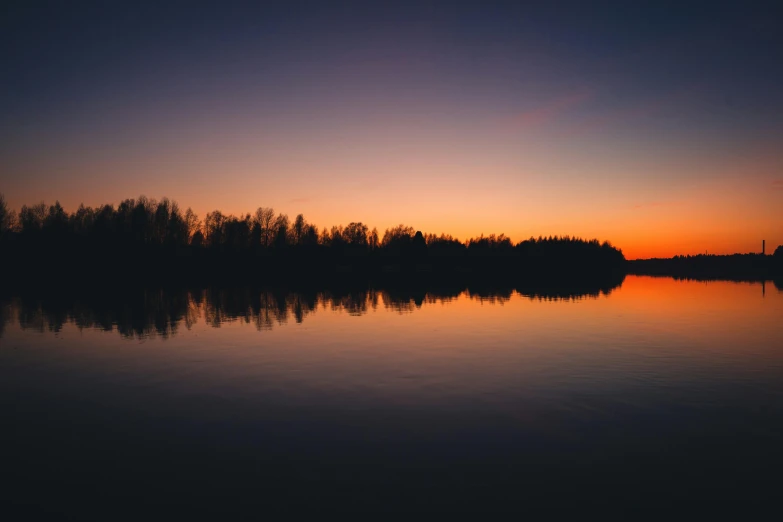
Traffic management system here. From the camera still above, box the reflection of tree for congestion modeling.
[382,294,416,314]
[467,291,512,304]
[17,301,51,333]
[253,292,279,330]
[368,289,380,311]
[326,291,368,316]
[1,278,625,340]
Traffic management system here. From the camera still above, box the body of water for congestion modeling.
[1,276,781,518]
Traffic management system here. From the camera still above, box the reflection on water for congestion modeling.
[1,276,782,518]
[0,280,622,339]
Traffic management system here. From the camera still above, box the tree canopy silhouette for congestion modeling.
[628,252,780,282]
[1,194,629,284]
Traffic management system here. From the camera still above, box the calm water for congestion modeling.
[1,276,782,519]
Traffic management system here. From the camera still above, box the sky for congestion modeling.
[1,0,782,259]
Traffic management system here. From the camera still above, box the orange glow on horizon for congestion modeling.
[3,131,781,260]
[1,190,780,260]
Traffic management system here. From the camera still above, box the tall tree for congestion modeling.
[292,214,306,245]
[344,222,369,247]
[204,210,225,247]
[184,208,201,244]
[274,213,289,248]
[20,202,47,233]
[254,207,276,247]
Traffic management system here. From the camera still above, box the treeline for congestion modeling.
[0,193,626,282]
[0,193,621,253]
[628,251,783,282]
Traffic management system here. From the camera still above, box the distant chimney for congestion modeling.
[763,240,765,255]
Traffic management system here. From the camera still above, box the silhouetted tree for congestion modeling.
[292,214,306,246]
[205,210,226,247]
[0,193,8,233]
[328,225,344,248]
[413,230,426,248]
[274,213,289,248]
[254,207,276,247]
[369,227,379,249]
[316,227,328,246]
[0,193,16,237]
[70,204,95,237]
[191,230,205,248]
[153,198,172,244]
[382,224,415,249]
[20,202,47,233]
[167,202,189,246]
[2,194,639,285]
[93,204,115,241]
[184,208,201,244]
[343,222,369,247]
[302,224,319,246]
[467,233,513,253]
[224,214,252,250]
[131,196,155,245]
[43,201,69,240]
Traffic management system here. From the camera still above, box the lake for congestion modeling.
[1,276,781,519]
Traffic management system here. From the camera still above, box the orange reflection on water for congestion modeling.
[2,277,781,404]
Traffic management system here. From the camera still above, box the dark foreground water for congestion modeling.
[1,276,781,519]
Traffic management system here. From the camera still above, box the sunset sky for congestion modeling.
[2,1,782,259]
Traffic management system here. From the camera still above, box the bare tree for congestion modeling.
[6,209,18,233]
[153,198,172,244]
[166,201,188,246]
[204,210,225,247]
[20,202,48,232]
[254,207,276,247]
[184,208,201,243]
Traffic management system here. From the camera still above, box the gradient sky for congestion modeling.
[2,0,782,258]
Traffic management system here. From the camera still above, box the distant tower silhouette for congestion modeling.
[762,239,765,255]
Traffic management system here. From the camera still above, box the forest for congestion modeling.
[628,252,782,282]
[0,193,627,285]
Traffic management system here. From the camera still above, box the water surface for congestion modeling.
[1,277,781,518]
